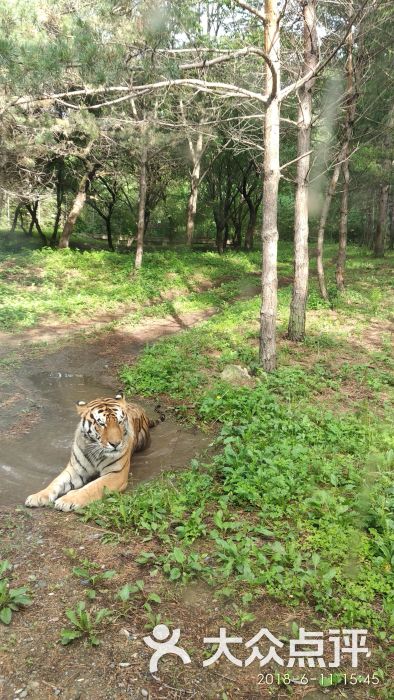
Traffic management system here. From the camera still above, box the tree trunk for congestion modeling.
[232,217,243,248]
[144,206,150,235]
[336,163,350,291]
[51,205,62,246]
[316,148,345,300]
[245,210,256,250]
[374,182,389,256]
[134,142,148,270]
[26,201,48,246]
[214,211,225,254]
[244,192,261,251]
[374,143,391,256]
[259,0,281,372]
[389,195,394,249]
[105,217,114,252]
[51,159,64,246]
[186,131,204,245]
[288,0,318,340]
[58,164,99,249]
[336,12,355,292]
[10,203,23,234]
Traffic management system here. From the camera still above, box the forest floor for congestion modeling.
[0,245,393,700]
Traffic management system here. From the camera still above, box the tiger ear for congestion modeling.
[76,400,87,414]
[115,390,124,400]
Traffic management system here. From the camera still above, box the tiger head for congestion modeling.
[76,391,130,453]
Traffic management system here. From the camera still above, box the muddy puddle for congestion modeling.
[0,372,210,506]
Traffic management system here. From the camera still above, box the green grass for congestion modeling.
[84,245,394,638]
[0,245,260,331]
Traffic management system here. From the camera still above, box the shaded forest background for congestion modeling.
[0,0,393,370]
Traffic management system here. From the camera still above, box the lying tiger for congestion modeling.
[25,391,156,512]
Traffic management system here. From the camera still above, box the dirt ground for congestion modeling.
[1,508,380,700]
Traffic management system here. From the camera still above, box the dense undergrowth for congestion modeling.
[84,247,394,636]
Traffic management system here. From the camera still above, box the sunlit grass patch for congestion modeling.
[0,247,259,331]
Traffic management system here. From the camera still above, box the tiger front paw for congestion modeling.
[25,490,56,508]
[54,493,84,512]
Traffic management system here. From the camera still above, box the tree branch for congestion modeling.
[11,77,271,113]
[280,0,371,101]
[180,47,277,103]
[233,0,265,24]
[280,150,313,171]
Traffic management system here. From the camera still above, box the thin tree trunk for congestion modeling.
[389,194,394,249]
[336,162,350,290]
[232,206,244,248]
[245,208,256,250]
[51,159,64,246]
[244,191,262,250]
[10,203,23,234]
[58,164,99,249]
[26,201,48,246]
[374,130,392,256]
[259,0,281,372]
[144,206,150,235]
[51,206,62,246]
[316,146,346,299]
[134,142,148,270]
[105,218,114,252]
[336,12,355,292]
[288,0,318,340]
[186,176,199,245]
[214,211,225,254]
[186,130,204,245]
[374,181,389,256]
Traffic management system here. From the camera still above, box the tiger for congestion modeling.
[25,391,158,512]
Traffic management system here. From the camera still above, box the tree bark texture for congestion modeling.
[26,201,48,246]
[58,163,99,249]
[186,130,204,245]
[259,0,281,371]
[51,159,64,246]
[10,203,23,234]
[134,141,148,270]
[316,143,346,300]
[336,14,356,292]
[374,180,389,256]
[288,0,318,340]
[374,132,392,256]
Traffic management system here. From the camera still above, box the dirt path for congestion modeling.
[0,276,228,360]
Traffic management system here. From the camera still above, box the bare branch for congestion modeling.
[180,47,268,70]
[280,0,371,101]
[280,150,313,172]
[233,0,265,23]
[8,77,271,114]
[180,47,277,103]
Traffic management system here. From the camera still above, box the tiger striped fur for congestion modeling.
[25,391,156,512]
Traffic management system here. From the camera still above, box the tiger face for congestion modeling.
[76,392,130,454]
